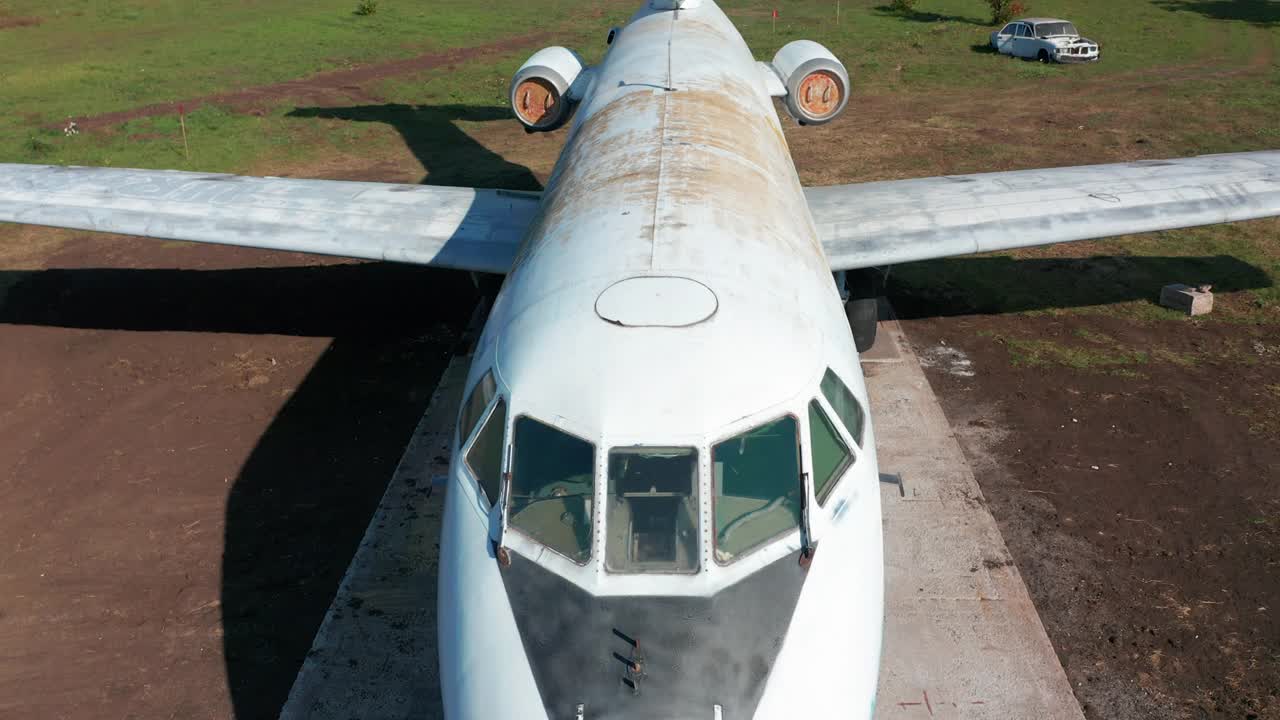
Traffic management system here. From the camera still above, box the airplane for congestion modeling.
[2,0,1279,717]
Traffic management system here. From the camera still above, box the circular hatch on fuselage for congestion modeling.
[594,276,718,328]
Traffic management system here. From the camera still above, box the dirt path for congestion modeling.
[68,31,553,132]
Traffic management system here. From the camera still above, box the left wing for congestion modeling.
[806,151,1280,271]
[0,164,540,274]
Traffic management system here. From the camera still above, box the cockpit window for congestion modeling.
[605,447,699,574]
[820,368,866,448]
[508,416,595,564]
[808,400,852,506]
[712,416,801,564]
[459,370,496,446]
[465,397,506,507]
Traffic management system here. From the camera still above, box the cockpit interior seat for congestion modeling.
[509,475,594,562]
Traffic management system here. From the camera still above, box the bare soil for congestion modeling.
[0,237,477,719]
[0,16,41,30]
[903,312,1280,720]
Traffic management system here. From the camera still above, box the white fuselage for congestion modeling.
[438,2,883,717]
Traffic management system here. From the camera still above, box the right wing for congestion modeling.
[0,164,541,274]
[806,151,1280,271]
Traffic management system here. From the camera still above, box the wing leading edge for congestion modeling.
[6,152,1280,276]
[0,164,539,274]
[807,151,1280,271]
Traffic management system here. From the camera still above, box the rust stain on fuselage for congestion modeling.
[512,0,833,301]
[519,84,826,283]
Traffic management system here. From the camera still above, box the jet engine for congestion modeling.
[770,40,850,125]
[509,46,586,132]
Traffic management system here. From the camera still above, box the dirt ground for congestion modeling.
[902,311,1280,720]
[0,235,477,719]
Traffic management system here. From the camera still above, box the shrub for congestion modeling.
[986,0,1029,25]
[354,0,378,16]
[889,0,918,12]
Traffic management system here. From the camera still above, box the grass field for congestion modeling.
[3,0,1277,167]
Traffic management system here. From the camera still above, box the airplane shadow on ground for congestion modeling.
[1,104,536,719]
[887,254,1272,319]
[0,262,478,718]
[287,104,544,192]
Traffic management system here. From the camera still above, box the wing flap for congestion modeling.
[0,164,540,274]
[806,151,1280,271]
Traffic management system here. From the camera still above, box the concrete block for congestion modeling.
[1160,283,1213,316]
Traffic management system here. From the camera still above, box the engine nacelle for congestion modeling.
[771,40,850,125]
[510,46,586,132]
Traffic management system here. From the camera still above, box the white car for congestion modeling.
[990,18,1100,63]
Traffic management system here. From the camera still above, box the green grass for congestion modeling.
[0,0,589,122]
[722,0,1268,90]
[0,0,635,170]
[1073,328,1115,343]
[1000,336,1151,370]
[988,333,1198,371]
[2,0,1277,170]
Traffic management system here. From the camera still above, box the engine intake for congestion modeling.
[510,46,586,132]
[771,40,850,125]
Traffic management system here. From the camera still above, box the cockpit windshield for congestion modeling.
[606,447,699,573]
[508,416,595,564]
[712,416,801,564]
[504,396,852,570]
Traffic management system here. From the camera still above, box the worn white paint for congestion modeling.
[0,167,540,273]
[807,152,1280,271]
[6,149,1279,275]
[989,18,1100,62]
[444,2,882,716]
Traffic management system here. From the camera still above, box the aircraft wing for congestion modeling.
[806,151,1280,271]
[0,164,539,274]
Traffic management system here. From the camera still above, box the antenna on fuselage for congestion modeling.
[649,0,696,92]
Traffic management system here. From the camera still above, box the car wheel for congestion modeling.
[1038,49,1051,63]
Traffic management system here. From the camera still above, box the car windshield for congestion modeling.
[606,447,699,573]
[1036,22,1077,37]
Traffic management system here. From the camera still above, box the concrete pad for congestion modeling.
[870,303,1083,719]
[278,356,467,720]
[281,305,1083,720]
